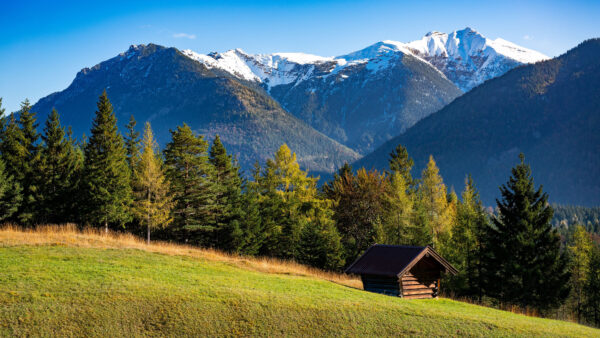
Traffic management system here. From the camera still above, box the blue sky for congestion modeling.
[1,0,598,113]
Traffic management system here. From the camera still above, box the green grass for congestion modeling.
[0,243,598,336]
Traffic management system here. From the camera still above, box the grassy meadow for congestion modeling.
[0,225,598,337]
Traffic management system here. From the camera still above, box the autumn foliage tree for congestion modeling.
[416,155,454,249]
[325,166,388,264]
[133,122,173,244]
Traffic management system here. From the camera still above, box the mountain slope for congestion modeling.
[185,43,462,153]
[1,226,597,337]
[32,44,359,173]
[356,39,600,206]
[268,44,462,153]
[184,28,545,153]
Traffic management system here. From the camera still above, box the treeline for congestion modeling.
[0,93,598,322]
[554,204,600,236]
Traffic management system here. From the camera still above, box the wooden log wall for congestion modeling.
[401,257,443,299]
[401,272,438,299]
[361,275,400,296]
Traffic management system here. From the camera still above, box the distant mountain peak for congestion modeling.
[405,28,548,90]
[180,28,546,93]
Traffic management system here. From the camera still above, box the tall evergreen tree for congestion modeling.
[67,127,86,223]
[233,162,267,255]
[133,122,173,244]
[124,115,141,176]
[298,201,344,270]
[388,144,414,187]
[0,98,5,142]
[83,91,133,231]
[209,135,244,249]
[37,109,79,223]
[0,114,24,183]
[484,154,570,312]
[8,100,41,225]
[0,159,22,222]
[164,123,215,245]
[584,245,600,326]
[445,176,489,300]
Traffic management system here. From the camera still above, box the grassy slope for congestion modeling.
[0,227,597,337]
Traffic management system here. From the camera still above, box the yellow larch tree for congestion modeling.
[133,122,173,244]
[417,155,455,248]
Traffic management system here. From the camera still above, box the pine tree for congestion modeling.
[0,159,22,222]
[584,245,600,326]
[298,202,344,270]
[235,174,265,255]
[569,225,594,322]
[446,176,489,300]
[484,153,570,312]
[208,135,244,249]
[12,100,41,225]
[67,127,86,223]
[37,109,79,223]
[0,98,5,141]
[164,123,215,245]
[0,114,25,183]
[388,144,414,187]
[416,155,454,248]
[124,115,141,176]
[83,91,133,231]
[133,122,173,244]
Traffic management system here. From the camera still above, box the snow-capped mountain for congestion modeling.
[31,28,548,168]
[182,27,547,92]
[404,27,549,91]
[182,49,335,88]
[183,39,463,153]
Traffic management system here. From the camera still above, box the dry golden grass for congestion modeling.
[0,224,362,289]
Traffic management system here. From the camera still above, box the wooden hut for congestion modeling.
[345,245,458,299]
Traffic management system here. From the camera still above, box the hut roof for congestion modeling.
[344,244,458,277]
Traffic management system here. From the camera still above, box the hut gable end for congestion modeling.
[345,245,458,299]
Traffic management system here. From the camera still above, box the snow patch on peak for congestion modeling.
[340,40,409,62]
[270,53,333,65]
[490,38,549,63]
[183,49,336,88]
[405,27,549,91]
[182,49,261,82]
[179,27,548,92]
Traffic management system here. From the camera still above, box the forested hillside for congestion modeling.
[356,39,600,205]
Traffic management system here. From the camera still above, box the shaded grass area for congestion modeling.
[0,230,598,336]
